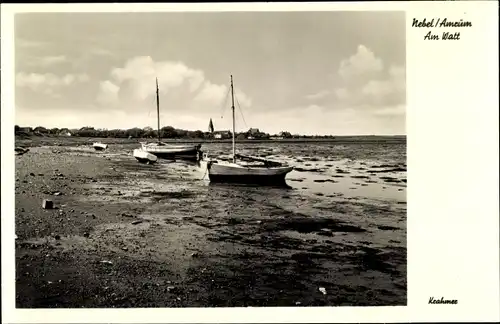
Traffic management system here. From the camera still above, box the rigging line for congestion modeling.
[235,95,249,129]
[219,87,231,119]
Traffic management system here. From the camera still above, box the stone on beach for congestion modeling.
[42,199,54,209]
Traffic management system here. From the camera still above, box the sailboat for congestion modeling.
[205,75,294,185]
[139,78,202,161]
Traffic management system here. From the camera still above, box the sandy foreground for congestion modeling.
[14,140,406,307]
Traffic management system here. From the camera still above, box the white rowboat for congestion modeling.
[141,142,202,160]
[133,149,158,164]
[93,142,108,151]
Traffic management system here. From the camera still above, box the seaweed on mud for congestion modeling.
[294,167,324,173]
[379,177,401,183]
[371,164,399,169]
[184,259,314,307]
[335,169,350,174]
[228,217,243,225]
[207,231,304,251]
[362,204,393,215]
[313,179,337,183]
[291,252,328,265]
[354,247,400,275]
[364,180,378,183]
[262,217,366,234]
[378,225,399,231]
[313,202,351,214]
[368,167,406,173]
[141,190,195,201]
[244,235,305,250]
[351,175,370,179]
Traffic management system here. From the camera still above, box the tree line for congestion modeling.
[14,125,297,139]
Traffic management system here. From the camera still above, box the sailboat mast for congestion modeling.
[156,77,161,143]
[230,75,235,163]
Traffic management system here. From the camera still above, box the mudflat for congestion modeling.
[14,137,406,307]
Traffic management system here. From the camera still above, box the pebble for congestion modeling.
[42,199,54,209]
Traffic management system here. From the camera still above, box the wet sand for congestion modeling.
[15,137,406,307]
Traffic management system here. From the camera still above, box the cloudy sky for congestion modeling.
[15,11,406,135]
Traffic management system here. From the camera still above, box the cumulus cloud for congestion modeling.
[16,72,90,96]
[39,55,67,66]
[330,45,406,119]
[97,80,120,105]
[97,56,252,114]
[334,88,350,100]
[16,38,50,49]
[305,90,331,101]
[338,45,384,79]
[372,105,406,117]
[21,55,69,68]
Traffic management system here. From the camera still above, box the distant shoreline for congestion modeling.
[15,134,406,147]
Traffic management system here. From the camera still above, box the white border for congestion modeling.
[2,2,499,323]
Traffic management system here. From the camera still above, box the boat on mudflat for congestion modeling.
[206,155,294,185]
[141,142,202,161]
[93,142,108,151]
[139,78,202,161]
[205,75,293,185]
[133,148,158,164]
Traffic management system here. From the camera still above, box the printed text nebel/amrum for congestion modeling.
[412,18,472,28]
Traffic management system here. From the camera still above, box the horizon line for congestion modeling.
[15,124,406,138]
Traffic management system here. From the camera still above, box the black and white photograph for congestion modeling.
[2,1,499,323]
[12,10,407,308]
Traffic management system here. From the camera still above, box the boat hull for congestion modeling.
[141,143,202,160]
[207,162,293,185]
[93,143,108,151]
[133,149,158,164]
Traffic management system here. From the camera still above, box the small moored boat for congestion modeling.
[139,78,202,161]
[133,149,158,164]
[141,142,202,161]
[205,75,293,185]
[93,142,108,151]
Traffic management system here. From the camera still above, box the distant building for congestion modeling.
[213,130,231,139]
[248,128,260,135]
[33,126,48,134]
[278,131,292,138]
[58,128,72,136]
[18,127,33,133]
